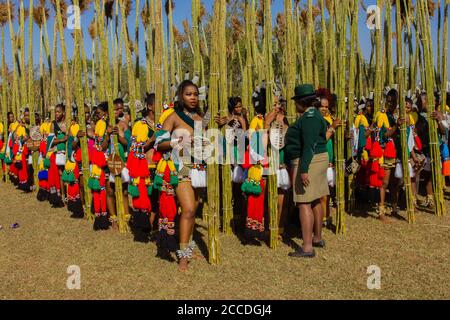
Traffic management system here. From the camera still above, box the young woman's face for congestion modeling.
[233,101,243,116]
[8,113,14,123]
[55,107,65,121]
[405,101,413,113]
[182,85,199,109]
[97,109,107,120]
[319,98,330,116]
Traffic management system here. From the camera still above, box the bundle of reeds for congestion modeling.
[334,0,347,235]
[394,0,415,223]
[417,0,446,216]
[206,0,222,265]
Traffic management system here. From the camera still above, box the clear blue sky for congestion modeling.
[2,0,449,77]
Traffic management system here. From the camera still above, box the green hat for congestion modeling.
[291,84,316,100]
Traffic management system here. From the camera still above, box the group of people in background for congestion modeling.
[1,79,449,270]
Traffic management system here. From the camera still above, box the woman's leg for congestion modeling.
[389,170,400,214]
[299,203,314,253]
[312,199,324,243]
[176,182,199,271]
[379,168,391,217]
[106,181,116,228]
[277,189,286,237]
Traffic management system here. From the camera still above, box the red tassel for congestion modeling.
[39,179,48,189]
[369,160,380,173]
[369,173,382,188]
[247,180,265,227]
[159,192,177,221]
[383,140,397,159]
[443,160,450,177]
[152,150,163,163]
[39,141,47,154]
[242,149,251,169]
[48,153,61,190]
[75,149,82,163]
[132,178,151,212]
[365,136,372,151]
[370,141,384,158]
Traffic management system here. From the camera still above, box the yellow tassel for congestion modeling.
[248,164,263,182]
[40,122,52,135]
[362,150,369,161]
[375,111,390,129]
[9,121,19,133]
[16,125,27,138]
[70,123,80,137]
[158,108,175,126]
[355,114,369,128]
[132,121,149,143]
[65,161,76,171]
[167,160,176,172]
[379,156,384,166]
[145,177,151,185]
[92,165,102,177]
[0,122,3,135]
[95,119,107,137]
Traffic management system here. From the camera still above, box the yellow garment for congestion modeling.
[132,120,149,143]
[249,116,264,131]
[361,150,369,161]
[410,111,419,125]
[354,113,369,128]
[95,119,107,137]
[323,114,334,126]
[0,122,3,135]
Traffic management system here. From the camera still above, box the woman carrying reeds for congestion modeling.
[155,80,205,271]
[47,104,68,208]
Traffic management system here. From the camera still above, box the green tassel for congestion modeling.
[169,174,179,187]
[0,153,5,160]
[153,174,164,190]
[147,185,153,196]
[88,177,101,191]
[128,184,140,198]
[4,156,12,165]
[241,181,251,194]
[44,158,51,169]
[62,170,76,183]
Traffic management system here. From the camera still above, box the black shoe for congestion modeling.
[313,239,326,248]
[288,248,316,258]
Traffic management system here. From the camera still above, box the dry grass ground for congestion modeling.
[1,182,450,300]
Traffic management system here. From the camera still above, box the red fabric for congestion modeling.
[0,140,4,151]
[383,140,397,159]
[48,153,61,191]
[93,171,107,215]
[75,149,82,163]
[159,192,177,222]
[131,177,151,212]
[414,135,423,152]
[152,150,162,163]
[247,180,265,229]
[356,160,369,187]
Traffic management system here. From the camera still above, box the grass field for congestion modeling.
[1,182,450,300]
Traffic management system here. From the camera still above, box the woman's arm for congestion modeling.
[155,113,176,152]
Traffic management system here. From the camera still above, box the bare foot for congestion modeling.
[379,215,392,224]
[111,220,118,231]
[178,258,189,272]
[192,252,206,261]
